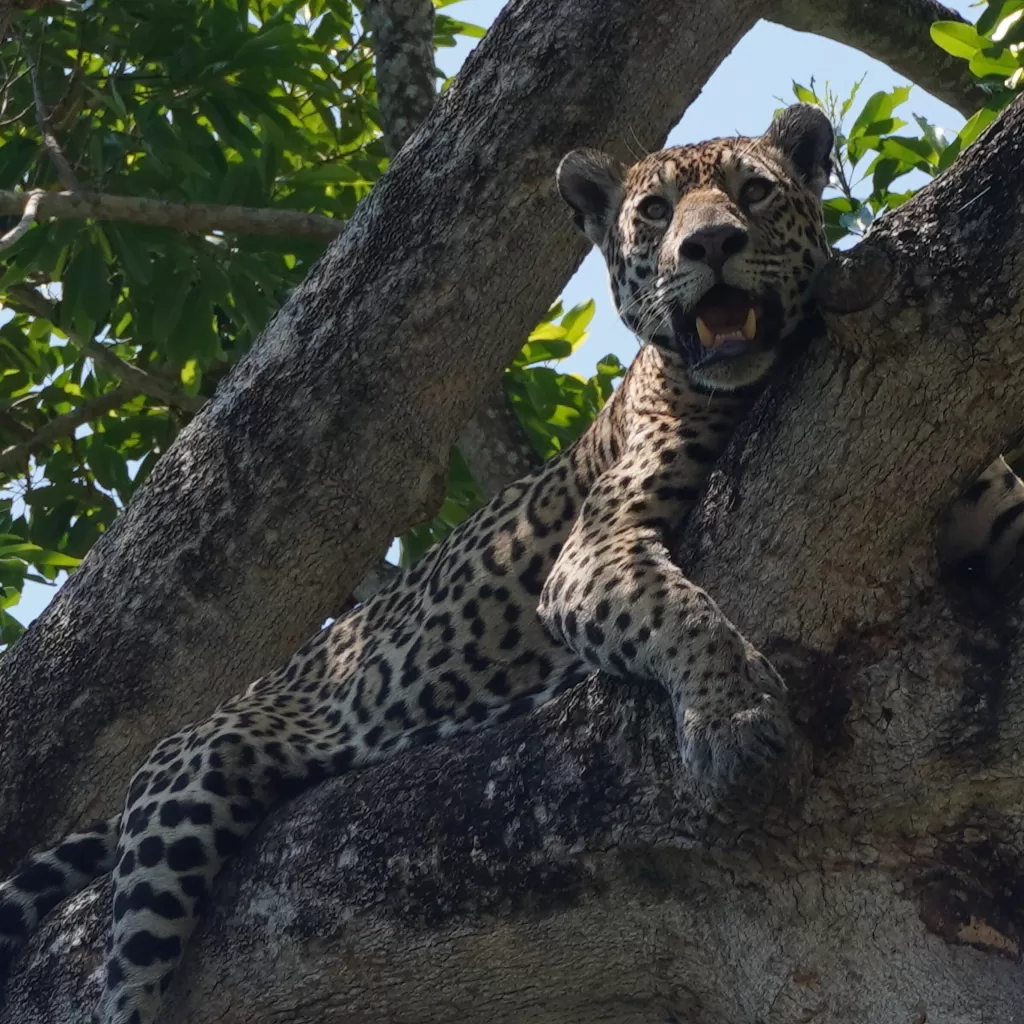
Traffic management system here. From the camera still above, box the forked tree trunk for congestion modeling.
[0,0,769,871]
[5,62,1024,1024]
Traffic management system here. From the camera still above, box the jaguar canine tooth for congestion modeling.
[695,316,715,347]
[742,307,757,340]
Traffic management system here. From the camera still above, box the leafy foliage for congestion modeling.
[792,0,1023,248]
[0,0,406,644]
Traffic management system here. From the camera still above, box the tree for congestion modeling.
[4,0,1024,1021]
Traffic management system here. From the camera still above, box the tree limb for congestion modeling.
[0,0,768,872]
[0,384,138,475]
[0,188,344,241]
[7,89,1024,1024]
[363,0,437,158]
[350,0,540,607]
[363,0,542,499]
[5,284,205,414]
[770,0,988,117]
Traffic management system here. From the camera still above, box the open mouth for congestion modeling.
[669,284,783,365]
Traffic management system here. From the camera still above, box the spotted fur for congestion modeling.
[0,104,1019,1024]
[940,454,1024,582]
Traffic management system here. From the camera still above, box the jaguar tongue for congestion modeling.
[694,287,758,349]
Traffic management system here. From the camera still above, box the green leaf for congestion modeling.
[146,267,193,354]
[979,1,1024,37]
[930,20,986,59]
[85,440,133,500]
[31,549,82,568]
[877,135,937,167]
[938,105,999,172]
[104,225,153,286]
[914,115,953,154]
[61,238,111,337]
[968,45,1019,77]
[560,300,595,345]
[0,136,40,188]
[435,15,487,39]
[527,323,569,343]
[170,285,219,366]
[847,87,912,142]
[519,339,573,364]
[993,6,1024,41]
[791,81,819,105]
[839,75,866,122]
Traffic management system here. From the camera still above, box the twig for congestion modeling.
[0,188,44,250]
[0,409,33,441]
[22,41,81,191]
[0,383,137,475]
[5,284,206,414]
[0,188,345,241]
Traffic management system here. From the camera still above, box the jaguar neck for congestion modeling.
[616,343,758,447]
[565,342,761,492]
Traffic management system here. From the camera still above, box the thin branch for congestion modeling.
[4,284,205,414]
[363,0,437,157]
[351,561,401,604]
[0,188,43,251]
[0,384,137,475]
[770,0,987,118]
[0,409,32,442]
[22,41,81,191]
[0,188,345,242]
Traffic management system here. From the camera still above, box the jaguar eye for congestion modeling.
[637,195,672,222]
[740,177,775,205]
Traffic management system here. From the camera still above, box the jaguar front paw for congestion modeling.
[675,646,792,802]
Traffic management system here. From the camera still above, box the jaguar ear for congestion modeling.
[556,149,625,246]
[764,104,834,197]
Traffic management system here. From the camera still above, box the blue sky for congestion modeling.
[13,0,976,626]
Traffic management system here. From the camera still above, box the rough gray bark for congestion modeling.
[365,0,542,500]
[363,0,437,160]
[457,382,541,497]
[5,82,1024,1024]
[770,0,987,117]
[0,0,768,875]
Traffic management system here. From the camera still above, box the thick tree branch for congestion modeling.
[0,188,343,240]
[8,90,1024,1024]
[770,0,987,117]
[0,0,767,872]
[5,284,205,414]
[0,385,137,475]
[347,0,541,607]
[364,0,541,501]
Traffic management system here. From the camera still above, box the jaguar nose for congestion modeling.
[679,225,749,273]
